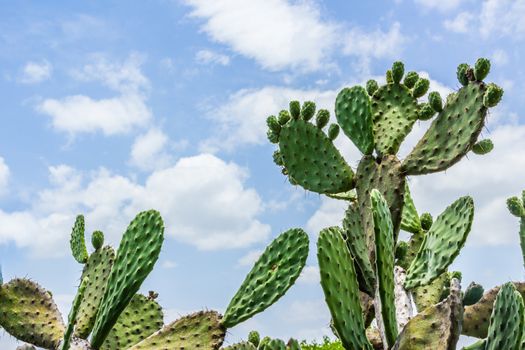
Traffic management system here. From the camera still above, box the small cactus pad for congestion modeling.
[222,228,309,328]
[405,196,474,289]
[393,279,463,350]
[485,283,524,350]
[0,278,65,349]
[128,311,225,350]
[264,339,286,350]
[371,189,398,347]
[472,139,494,155]
[371,83,419,155]
[317,227,373,350]
[90,210,164,348]
[101,294,163,350]
[71,215,89,264]
[335,86,374,154]
[402,83,489,175]
[413,273,449,312]
[61,277,89,350]
[248,331,260,347]
[223,342,257,350]
[463,282,525,338]
[74,246,115,339]
[91,231,104,250]
[463,282,484,306]
[278,118,354,194]
[342,203,375,295]
[400,182,421,234]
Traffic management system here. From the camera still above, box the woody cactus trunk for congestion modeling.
[266,58,525,349]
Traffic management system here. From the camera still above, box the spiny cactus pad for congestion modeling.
[400,182,421,234]
[405,196,474,289]
[128,311,225,350]
[223,342,257,350]
[278,118,354,194]
[371,189,398,347]
[74,246,115,339]
[71,215,89,264]
[402,83,488,175]
[317,226,373,350]
[335,86,374,154]
[222,228,309,328]
[412,273,449,312]
[90,210,164,348]
[101,293,163,350]
[0,278,65,349]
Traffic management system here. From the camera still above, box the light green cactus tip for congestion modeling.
[301,101,316,121]
[428,91,443,112]
[483,83,503,107]
[289,100,300,119]
[412,78,430,98]
[472,139,494,155]
[403,71,419,88]
[419,212,433,231]
[474,58,491,81]
[248,330,260,347]
[366,79,379,95]
[392,61,405,84]
[507,196,525,217]
[456,63,471,86]
[91,230,104,250]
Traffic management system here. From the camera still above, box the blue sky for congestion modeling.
[1,0,525,347]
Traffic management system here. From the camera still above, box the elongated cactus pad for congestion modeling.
[342,203,375,295]
[222,228,308,328]
[90,210,164,349]
[393,279,463,350]
[402,83,488,175]
[0,278,65,349]
[317,227,373,350]
[278,118,355,194]
[71,215,89,264]
[74,246,115,339]
[400,183,421,234]
[335,86,374,154]
[128,311,225,350]
[101,293,163,350]
[62,277,89,350]
[463,282,525,338]
[371,189,398,347]
[223,342,257,350]
[405,196,474,289]
[485,283,524,350]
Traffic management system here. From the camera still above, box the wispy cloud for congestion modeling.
[19,60,52,84]
[196,49,230,66]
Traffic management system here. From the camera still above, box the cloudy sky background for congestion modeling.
[1,0,525,347]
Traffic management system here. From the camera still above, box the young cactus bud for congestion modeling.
[366,79,379,96]
[266,115,281,134]
[91,231,104,250]
[391,61,405,84]
[428,91,443,112]
[272,150,284,167]
[412,78,430,98]
[327,123,340,140]
[483,83,504,107]
[457,63,471,86]
[267,130,279,144]
[420,212,433,231]
[289,100,300,119]
[472,139,494,155]
[248,331,260,347]
[301,101,316,121]
[315,109,330,129]
[386,69,394,84]
[474,58,491,81]
[463,282,484,306]
[404,71,419,88]
[418,103,436,121]
[507,196,525,217]
[278,110,291,124]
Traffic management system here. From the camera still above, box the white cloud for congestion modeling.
[0,154,270,256]
[129,128,172,171]
[306,197,347,236]
[414,0,466,12]
[297,265,320,284]
[196,49,230,66]
[443,12,474,33]
[237,249,262,267]
[19,60,52,84]
[162,260,178,269]
[0,157,9,195]
[479,0,525,38]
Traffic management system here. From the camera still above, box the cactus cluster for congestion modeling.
[265,58,525,349]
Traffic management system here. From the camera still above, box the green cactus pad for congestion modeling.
[317,227,373,350]
[0,278,65,349]
[366,79,379,96]
[315,109,330,129]
[278,119,354,194]
[61,277,89,350]
[472,139,494,155]
[264,339,286,350]
[74,246,115,339]
[356,155,405,262]
[463,282,525,338]
[474,58,491,81]
[91,231,104,250]
[463,282,484,306]
[400,182,421,234]
[371,83,419,155]
[485,283,524,350]
[101,294,163,350]
[128,311,225,350]
[335,86,374,154]
[402,83,488,175]
[71,215,89,264]
[289,101,300,119]
[418,103,436,121]
[342,203,375,295]
[404,72,419,88]
[457,63,471,86]
[327,123,340,140]
[371,189,398,347]
[483,83,503,107]
[412,78,430,98]
[405,196,474,289]
[391,61,405,84]
[286,338,300,350]
[90,210,164,349]
[327,189,357,201]
[223,342,257,350]
[248,331,260,347]
[428,91,443,112]
[392,279,462,350]
[413,273,448,312]
[222,228,308,328]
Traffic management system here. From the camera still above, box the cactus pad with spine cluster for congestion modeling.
[70,215,89,264]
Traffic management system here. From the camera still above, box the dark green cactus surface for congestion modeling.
[70,215,89,264]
